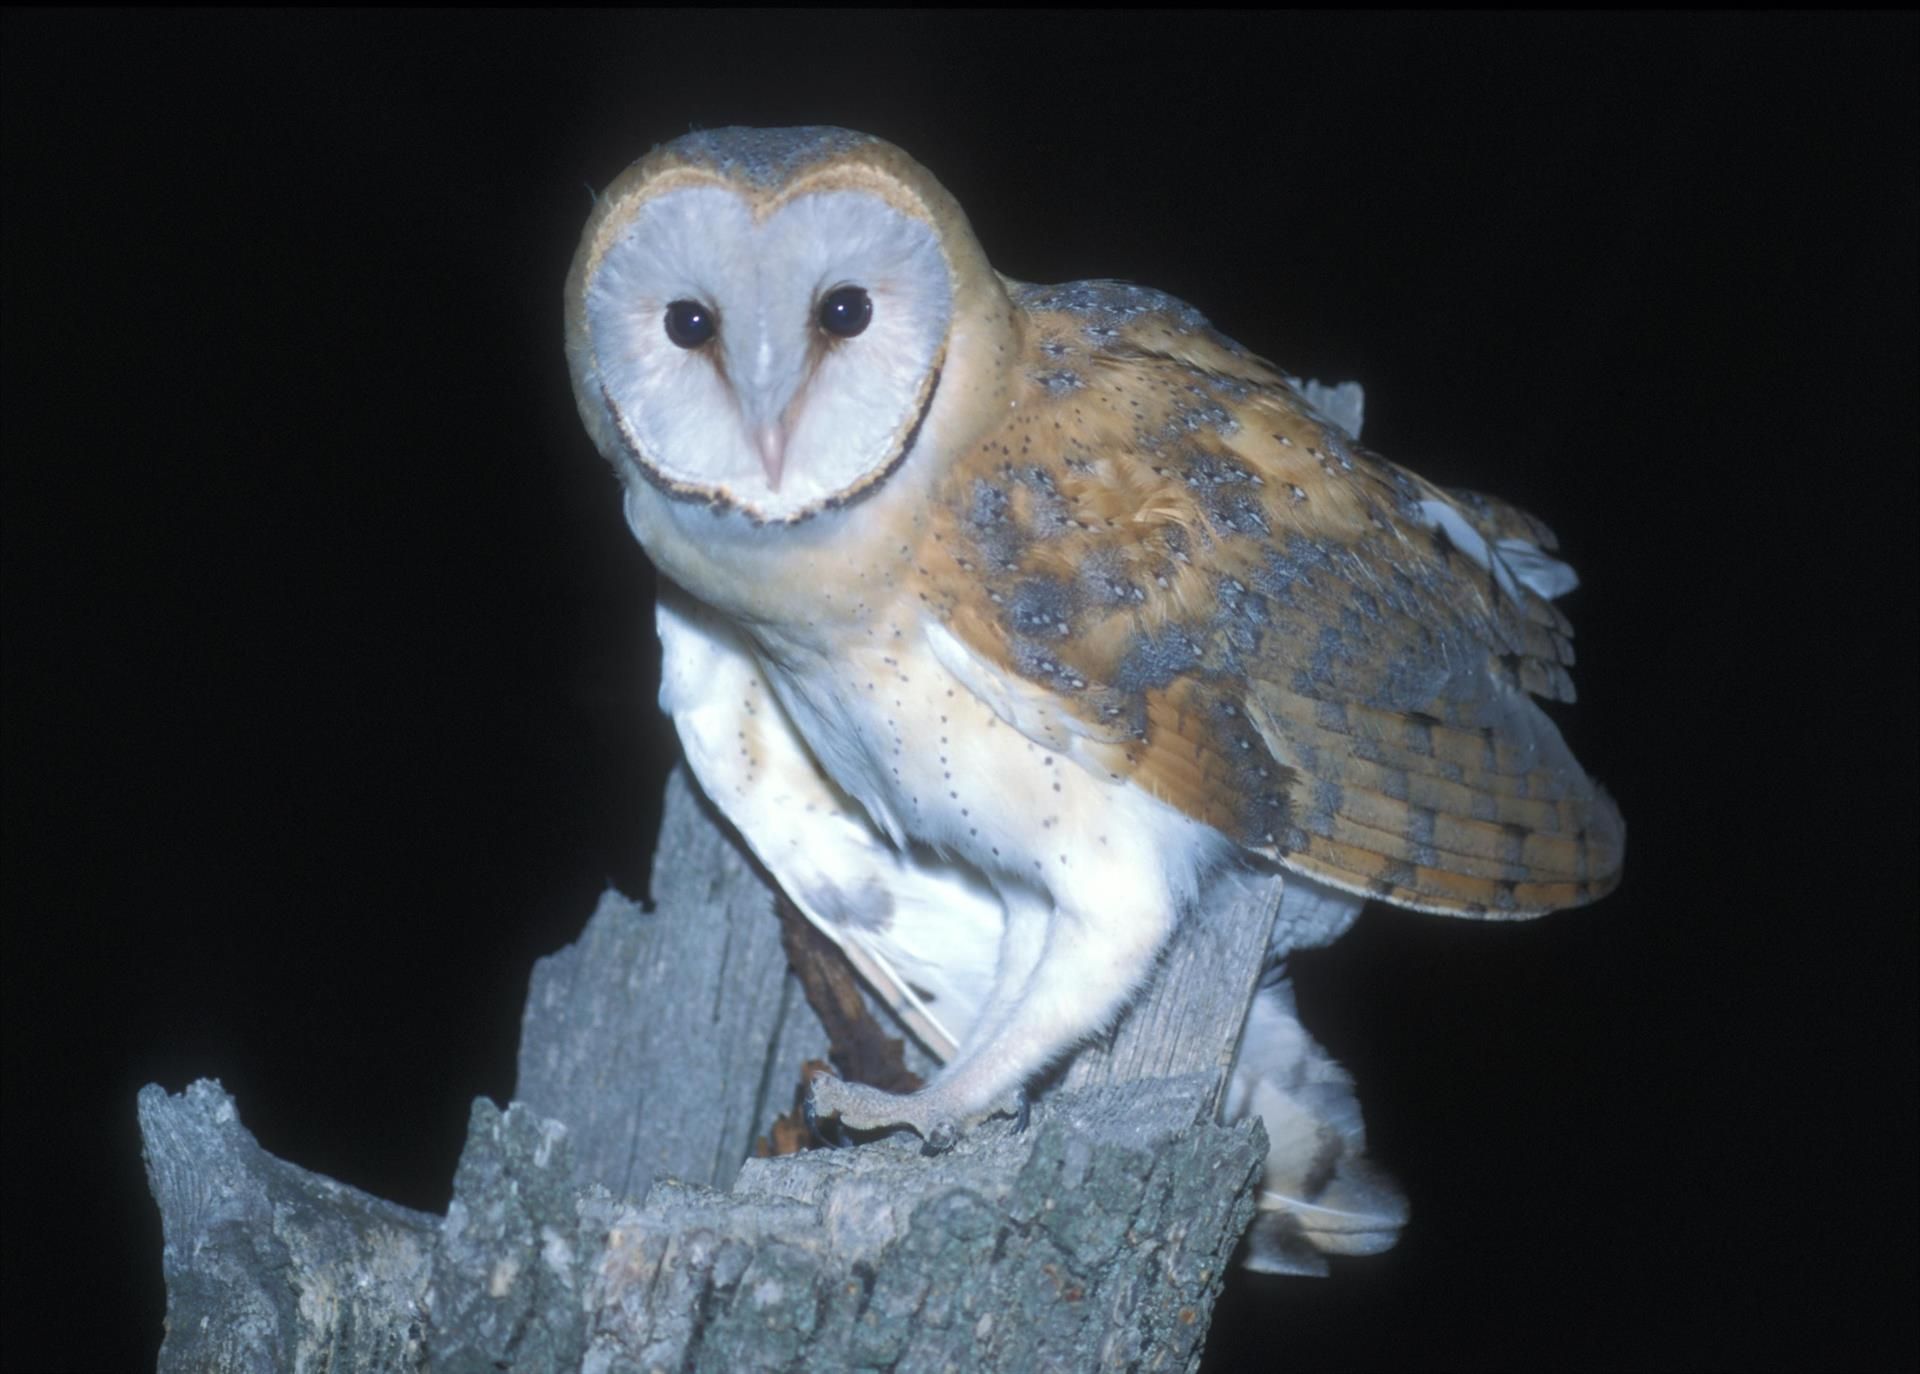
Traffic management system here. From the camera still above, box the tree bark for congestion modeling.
[140,767,1279,1372]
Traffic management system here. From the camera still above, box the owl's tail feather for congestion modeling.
[1245,1159,1410,1276]
[1228,967,1409,1275]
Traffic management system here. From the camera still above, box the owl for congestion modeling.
[564,127,1623,1274]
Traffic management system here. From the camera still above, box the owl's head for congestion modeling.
[566,127,1013,529]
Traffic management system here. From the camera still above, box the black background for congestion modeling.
[4,13,1914,1372]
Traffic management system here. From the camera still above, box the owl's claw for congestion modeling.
[807,1070,1029,1154]
[801,1089,848,1148]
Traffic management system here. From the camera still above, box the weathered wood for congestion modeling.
[139,764,1275,1371]
[514,770,838,1200]
[138,1079,437,1373]
[578,1074,1264,1372]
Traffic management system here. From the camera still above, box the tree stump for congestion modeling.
[140,767,1281,1371]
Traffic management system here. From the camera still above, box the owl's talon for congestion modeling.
[808,1068,1004,1151]
[801,1086,848,1148]
[1011,1087,1032,1134]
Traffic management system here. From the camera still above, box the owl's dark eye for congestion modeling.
[817,285,872,339]
[663,299,717,349]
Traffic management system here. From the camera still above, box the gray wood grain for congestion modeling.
[138,1079,437,1373]
[514,769,834,1200]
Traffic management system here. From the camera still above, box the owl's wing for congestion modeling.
[919,280,1623,917]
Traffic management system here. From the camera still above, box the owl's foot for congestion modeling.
[807,1071,1025,1154]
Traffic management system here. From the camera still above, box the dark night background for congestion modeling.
[3,13,1913,1371]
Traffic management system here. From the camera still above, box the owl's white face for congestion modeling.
[582,185,954,524]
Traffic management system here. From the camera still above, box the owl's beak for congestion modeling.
[729,331,798,495]
[754,423,788,491]
[732,324,805,492]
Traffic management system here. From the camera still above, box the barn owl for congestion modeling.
[564,127,1624,1273]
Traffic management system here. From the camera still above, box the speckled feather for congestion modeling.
[913,281,1623,916]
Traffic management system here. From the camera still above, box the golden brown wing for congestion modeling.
[918,280,1623,917]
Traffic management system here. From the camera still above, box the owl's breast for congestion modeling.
[747,613,1228,914]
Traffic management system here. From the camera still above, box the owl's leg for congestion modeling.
[1225,876,1409,1274]
[658,589,1000,1059]
[917,879,1050,1078]
[810,869,1177,1150]
[807,879,1051,1148]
